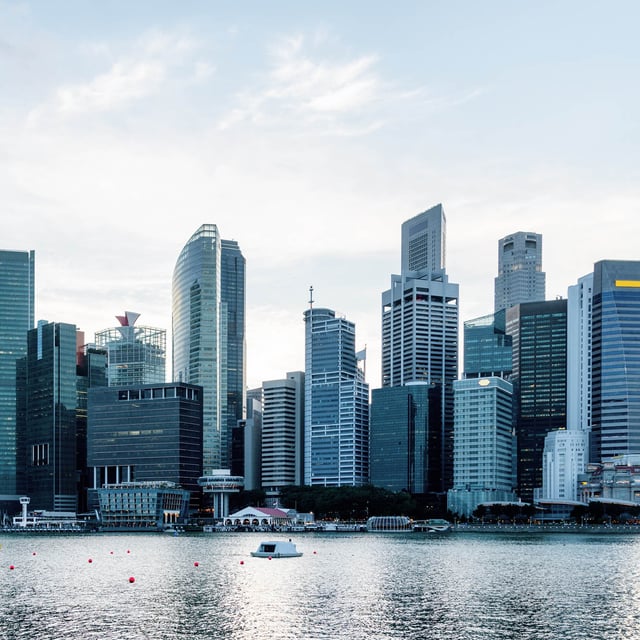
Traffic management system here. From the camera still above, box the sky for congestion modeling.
[2,1,640,390]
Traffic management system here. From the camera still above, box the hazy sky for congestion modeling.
[2,1,640,389]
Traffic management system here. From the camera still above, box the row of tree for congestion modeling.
[230,485,447,520]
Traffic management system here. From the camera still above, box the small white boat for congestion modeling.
[251,540,303,558]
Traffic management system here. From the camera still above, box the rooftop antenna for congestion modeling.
[308,285,314,309]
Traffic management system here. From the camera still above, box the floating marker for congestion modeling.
[110,551,114,555]
[88,558,93,563]
[194,561,199,567]
[268,556,272,560]
[240,560,244,565]
[126,550,131,554]
[129,576,135,583]
[9,565,14,570]
[32,552,37,556]
[313,551,317,555]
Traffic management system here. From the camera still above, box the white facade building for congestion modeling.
[541,430,589,501]
[261,371,304,492]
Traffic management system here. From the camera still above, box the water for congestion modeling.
[1,531,640,639]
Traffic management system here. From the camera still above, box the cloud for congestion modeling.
[55,60,165,114]
[218,33,382,133]
[28,28,204,121]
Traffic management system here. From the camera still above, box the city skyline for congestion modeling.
[3,2,640,390]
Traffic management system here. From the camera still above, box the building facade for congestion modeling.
[95,311,165,387]
[381,204,459,492]
[494,231,545,312]
[87,383,203,509]
[447,377,516,517]
[507,300,568,502]
[541,429,588,502]
[370,382,439,494]
[304,307,369,487]
[463,309,513,379]
[590,261,640,462]
[172,224,245,473]
[262,372,305,494]
[17,322,106,511]
[0,249,34,498]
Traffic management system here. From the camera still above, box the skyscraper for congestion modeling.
[95,311,165,387]
[304,306,369,487]
[463,309,513,379]
[220,239,246,464]
[494,231,545,312]
[172,225,245,473]
[370,382,439,494]
[590,260,640,462]
[0,249,34,497]
[262,371,305,494]
[17,322,106,511]
[381,204,458,491]
[507,300,567,502]
[447,377,516,517]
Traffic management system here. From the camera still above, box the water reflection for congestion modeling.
[2,532,640,638]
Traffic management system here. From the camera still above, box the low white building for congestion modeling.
[224,506,293,527]
[541,429,588,501]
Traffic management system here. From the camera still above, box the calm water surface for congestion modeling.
[1,531,639,639]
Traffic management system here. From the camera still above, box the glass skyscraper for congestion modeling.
[463,309,512,379]
[0,249,34,497]
[381,204,459,492]
[590,260,640,462]
[172,225,245,472]
[506,300,567,502]
[304,307,369,487]
[17,322,106,511]
[494,231,545,312]
[370,383,439,494]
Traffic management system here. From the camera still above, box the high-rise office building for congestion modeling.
[541,430,588,502]
[172,225,245,472]
[447,377,516,517]
[233,388,262,491]
[506,300,567,502]
[463,309,512,379]
[590,260,640,462]
[494,231,545,312]
[381,204,458,492]
[221,240,246,461]
[262,372,304,494]
[370,382,440,494]
[95,311,165,387]
[87,383,203,510]
[17,322,106,511]
[304,307,369,487]
[0,250,34,498]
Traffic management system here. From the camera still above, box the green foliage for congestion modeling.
[277,485,421,520]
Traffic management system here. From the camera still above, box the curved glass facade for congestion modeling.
[172,225,222,472]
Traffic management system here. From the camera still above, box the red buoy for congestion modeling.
[126,550,131,554]
[32,552,36,556]
[194,561,199,567]
[88,558,93,563]
[110,551,114,555]
[268,556,272,560]
[240,560,244,565]
[9,565,14,570]
[129,576,135,583]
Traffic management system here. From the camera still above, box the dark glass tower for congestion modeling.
[221,239,246,467]
[17,323,106,511]
[87,383,203,510]
[507,300,567,502]
[0,250,34,497]
[370,383,440,494]
[591,261,640,462]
